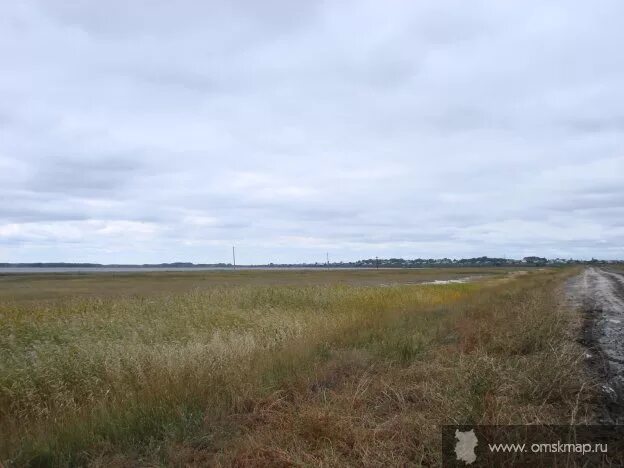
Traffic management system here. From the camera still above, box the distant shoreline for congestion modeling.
[0,257,620,270]
[0,257,620,275]
[0,266,426,274]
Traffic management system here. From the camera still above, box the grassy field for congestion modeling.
[0,268,590,466]
[0,268,511,303]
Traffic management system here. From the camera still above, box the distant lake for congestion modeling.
[0,266,376,274]
[0,267,237,274]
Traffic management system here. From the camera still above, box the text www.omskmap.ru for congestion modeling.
[489,442,608,455]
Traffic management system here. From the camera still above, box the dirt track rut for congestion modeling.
[569,267,624,422]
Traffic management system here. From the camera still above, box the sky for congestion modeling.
[1,1,623,264]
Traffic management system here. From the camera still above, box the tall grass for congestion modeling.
[1,282,471,465]
[208,269,591,467]
[0,269,588,466]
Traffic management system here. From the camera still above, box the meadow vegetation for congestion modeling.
[0,268,506,303]
[0,268,590,466]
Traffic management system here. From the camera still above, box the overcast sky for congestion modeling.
[1,1,623,264]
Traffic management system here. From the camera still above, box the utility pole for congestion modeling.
[326,252,329,270]
[376,256,379,270]
[232,246,236,270]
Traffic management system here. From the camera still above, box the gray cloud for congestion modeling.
[29,155,143,195]
[1,0,623,263]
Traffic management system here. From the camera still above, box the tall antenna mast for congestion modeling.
[232,246,236,270]
[326,252,329,268]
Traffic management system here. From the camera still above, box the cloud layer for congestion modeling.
[1,0,623,263]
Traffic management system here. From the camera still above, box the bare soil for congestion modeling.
[569,267,624,422]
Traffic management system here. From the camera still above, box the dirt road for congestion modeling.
[569,267,624,422]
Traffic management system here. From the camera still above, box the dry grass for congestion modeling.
[204,269,590,467]
[0,268,589,466]
[0,267,513,303]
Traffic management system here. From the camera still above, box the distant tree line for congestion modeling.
[1,256,620,269]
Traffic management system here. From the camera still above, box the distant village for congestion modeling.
[337,256,621,268]
[277,256,622,268]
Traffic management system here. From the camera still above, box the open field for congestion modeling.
[0,268,516,304]
[0,268,591,466]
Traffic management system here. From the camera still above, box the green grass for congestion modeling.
[0,268,589,466]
